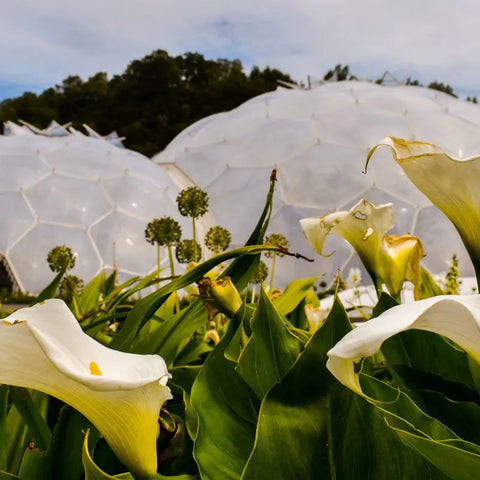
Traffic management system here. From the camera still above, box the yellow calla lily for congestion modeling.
[327,295,480,397]
[367,137,480,285]
[1,299,172,478]
[300,199,424,298]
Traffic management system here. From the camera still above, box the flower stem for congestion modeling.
[192,217,198,260]
[156,243,161,290]
[268,254,277,292]
[167,243,175,277]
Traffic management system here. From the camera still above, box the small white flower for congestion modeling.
[345,268,362,289]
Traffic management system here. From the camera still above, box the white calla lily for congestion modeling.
[0,299,171,478]
[367,137,480,285]
[300,199,424,298]
[327,295,480,397]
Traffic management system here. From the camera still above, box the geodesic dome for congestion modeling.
[1,121,208,294]
[154,81,480,286]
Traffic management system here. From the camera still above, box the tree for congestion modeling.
[428,81,457,98]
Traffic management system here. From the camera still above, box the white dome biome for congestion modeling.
[154,81,480,287]
[0,121,207,294]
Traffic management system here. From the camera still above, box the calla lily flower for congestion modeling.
[0,299,171,478]
[367,137,480,286]
[327,295,480,397]
[300,199,425,299]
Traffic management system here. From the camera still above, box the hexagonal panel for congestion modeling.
[207,167,282,245]
[0,153,50,191]
[43,146,123,179]
[0,192,35,251]
[102,175,178,221]
[25,173,112,227]
[7,223,101,293]
[279,143,372,210]
[90,212,159,274]
[414,205,473,276]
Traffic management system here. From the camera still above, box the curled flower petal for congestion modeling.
[367,137,480,282]
[327,295,480,397]
[300,199,424,298]
[1,299,172,477]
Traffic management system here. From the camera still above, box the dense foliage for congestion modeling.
[0,50,294,156]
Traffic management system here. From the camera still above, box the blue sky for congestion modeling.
[2,0,480,102]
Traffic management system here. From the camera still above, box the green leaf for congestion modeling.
[46,406,97,480]
[407,389,480,444]
[111,245,284,352]
[0,470,20,479]
[242,299,447,479]
[241,296,352,479]
[220,169,277,291]
[77,271,107,316]
[382,329,476,389]
[371,291,399,318]
[9,388,51,451]
[419,267,444,299]
[17,448,51,480]
[0,386,9,469]
[387,414,480,480]
[32,267,66,305]
[236,288,304,399]
[131,300,207,364]
[190,304,259,480]
[272,277,318,316]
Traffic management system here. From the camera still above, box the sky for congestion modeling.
[2,0,480,101]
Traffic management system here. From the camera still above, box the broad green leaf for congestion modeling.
[371,291,399,318]
[46,406,97,480]
[173,338,212,367]
[236,288,304,399]
[272,277,318,316]
[242,300,446,479]
[241,297,352,479]
[407,389,480,445]
[382,329,476,389]
[169,366,202,397]
[0,470,20,479]
[17,448,50,480]
[190,304,259,480]
[388,415,480,480]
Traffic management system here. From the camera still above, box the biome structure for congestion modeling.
[155,81,480,286]
[0,121,211,293]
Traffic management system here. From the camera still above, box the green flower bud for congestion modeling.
[205,226,231,254]
[198,276,242,319]
[264,233,289,258]
[253,260,269,284]
[176,239,201,264]
[47,245,76,272]
[145,217,182,246]
[176,187,209,219]
[59,275,84,303]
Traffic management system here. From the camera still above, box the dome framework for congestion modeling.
[155,81,480,286]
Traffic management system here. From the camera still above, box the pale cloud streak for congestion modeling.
[1,0,480,99]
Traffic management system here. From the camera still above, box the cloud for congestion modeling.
[2,0,480,97]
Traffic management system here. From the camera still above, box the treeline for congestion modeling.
[0,50,294,156]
